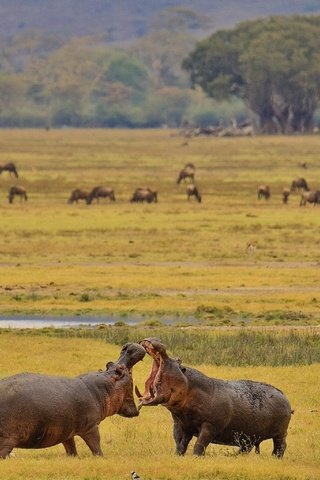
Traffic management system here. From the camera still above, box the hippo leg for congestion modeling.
[81,426,103,456]
[272,435,286,458]
[0,439,14,459]
[193,423,212,456]
[63,438,78,456]
[173,423,193,455]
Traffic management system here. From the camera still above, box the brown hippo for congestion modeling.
[130,187,158,203]
[186,184,202,203]
[176,163,195,184]
[136,338,292,458]
[257,184,270,200]
[290,177,309,193]
[8,185,27,203]
[0,162,18,178]
[300,190,320,206]
[86,186,116,204]
[282,187,290,204]
[68,188,90,204]
[0,343,145,458]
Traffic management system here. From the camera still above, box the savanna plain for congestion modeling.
[0,129,319,479]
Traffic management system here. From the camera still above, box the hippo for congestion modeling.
[0,342,145,458]
[136,338,292,458]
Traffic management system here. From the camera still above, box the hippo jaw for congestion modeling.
[136,338,182,409]
[116,343,146,370]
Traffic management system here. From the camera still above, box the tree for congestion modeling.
[182,16,320,133]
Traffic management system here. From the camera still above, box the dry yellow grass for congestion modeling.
[0,129,320,323]
[0,333,319,480]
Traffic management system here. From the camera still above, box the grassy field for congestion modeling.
[0,332,319,480]
[0,129,320,324]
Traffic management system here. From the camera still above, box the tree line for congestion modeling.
[0,14,320,131]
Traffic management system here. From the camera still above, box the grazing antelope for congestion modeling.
[86,186,116,204]
[257,185,270,200]
[130,187,158,203]
[299,161,307,169]
[0,162,18,178]
[8,185,27,203]
[68,189,90,204]
[282,187,290,204]
[300,190,320,206]
[176,163,195,184]
[186,184,202,203]
[290,177,309,193]
[246,240,258,256]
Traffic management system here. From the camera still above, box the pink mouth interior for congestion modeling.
[136,340,164,406]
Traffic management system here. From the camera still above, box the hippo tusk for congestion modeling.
[135,385,143,399]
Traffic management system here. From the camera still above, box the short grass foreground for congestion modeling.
[0,332,319,480]
[0,130,320,323]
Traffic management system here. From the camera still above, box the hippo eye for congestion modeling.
[106,361,114,371]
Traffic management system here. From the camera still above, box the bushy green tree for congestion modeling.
[183,16,320,133]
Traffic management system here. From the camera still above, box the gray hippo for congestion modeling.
[136,338,292,458]
[0,342,145,458]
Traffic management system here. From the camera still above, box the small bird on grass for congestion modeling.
[131,471,141,480]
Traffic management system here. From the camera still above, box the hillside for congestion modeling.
[1,0,320,42]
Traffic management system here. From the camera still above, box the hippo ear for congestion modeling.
[106,361,114,371]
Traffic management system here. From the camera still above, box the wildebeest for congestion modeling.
[8,185,27,204]
[130,187,158,203]
[86,186,116,204]
[282,187,290,204]
[0,162,18,178]
[68,188,90,204]
[300,190,320,206]
[0,343,145,458]
[257,185,270,200]
[290,177,309,193]
[176,163,195,184]
[186,184,201,203]
[136,338,292,458]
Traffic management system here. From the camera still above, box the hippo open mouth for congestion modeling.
[135,338,169,408]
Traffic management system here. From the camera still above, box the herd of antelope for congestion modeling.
[0,162,200,205]
[1,160,319,206]
[257,176,320,206]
